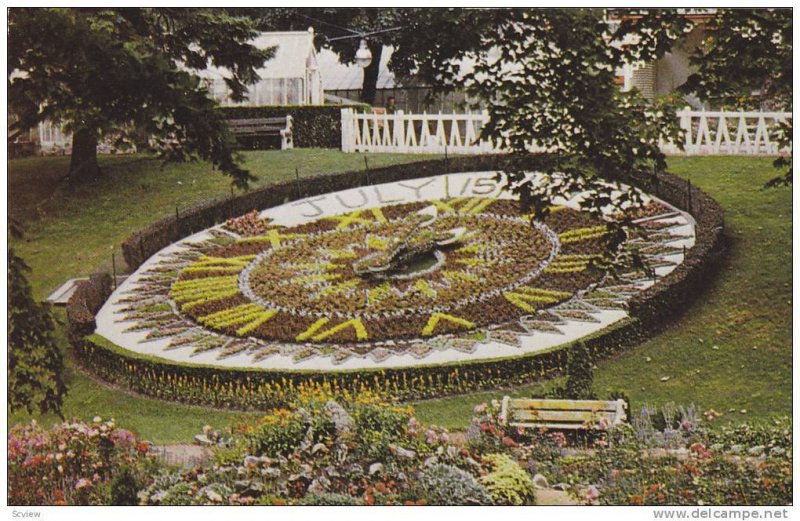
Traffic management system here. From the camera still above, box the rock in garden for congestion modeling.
[204,489,223,502]
[390,444,417,459]
[325,400,355,436]
[260,467,281,479]
[311,442,328,455]
[533,473,550,489]
[307,476,331,494]
[368,462,384,476]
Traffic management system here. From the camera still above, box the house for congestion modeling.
[201,29,323,106]
[615,14,711,107]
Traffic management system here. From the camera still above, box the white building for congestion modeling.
[201,29,323,106]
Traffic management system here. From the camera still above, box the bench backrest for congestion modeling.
[501,397,627,430]
[226,117,289,127]
[225,117,291,134]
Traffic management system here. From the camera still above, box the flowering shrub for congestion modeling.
[479,453,537,506]
[8,418,154,505]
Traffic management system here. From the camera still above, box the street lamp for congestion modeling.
[355,39,372,68]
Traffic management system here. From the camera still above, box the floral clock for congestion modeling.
[97,172,695,368]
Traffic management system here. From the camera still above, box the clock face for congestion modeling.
[171,197,612,346]
[98,172,696,368]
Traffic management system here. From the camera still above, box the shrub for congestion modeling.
[240,409,309,458]
[109,466,140,505]
[216,104,368,149]
[479,453,536,506]
[416,464,491,505]
[550,341,597,399]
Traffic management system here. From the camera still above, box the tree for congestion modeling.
[679,8,792,185]
[8,8,274,187]
[417,9,688,222]
[8,248,67,416]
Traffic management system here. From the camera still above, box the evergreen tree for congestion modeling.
[8,248,67,416]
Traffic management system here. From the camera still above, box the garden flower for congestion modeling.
[473,403,487,414]
[75,478,92,490]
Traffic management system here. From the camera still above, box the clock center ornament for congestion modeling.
[350,206,465,280]
[98,172,696,368]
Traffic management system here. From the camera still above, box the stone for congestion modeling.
[390,444,417,459]
[312,443,329,455]
[325,400,355,437]
[532,473,550,489]
[368,462,384,476]
[307,476,331,494]
[204,488,223,502]
[243,455,260,468]
[260,467,281,479]
[423,456,439,467]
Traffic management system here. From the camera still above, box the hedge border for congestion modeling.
[69,155,725,409]
[216,104,368,149]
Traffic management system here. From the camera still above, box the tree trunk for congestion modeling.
[360,42,383,106]
[67,127,101,182]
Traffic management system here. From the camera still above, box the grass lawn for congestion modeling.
[414,156,792,430]
[9,152,791,441]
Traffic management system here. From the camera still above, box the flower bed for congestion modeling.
[8,418,153,505]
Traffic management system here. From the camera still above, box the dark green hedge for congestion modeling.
[217,104,368,149]
[76,155,724,409]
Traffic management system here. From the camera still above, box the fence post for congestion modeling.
[396,110,405,151]
[680,107,692,154]
[340,108,353,152]
[111,251,117,291]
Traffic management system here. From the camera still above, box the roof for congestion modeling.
[196,30,318,81]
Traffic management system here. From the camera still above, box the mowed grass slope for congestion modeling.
[413,156,792,429]
[8,153,791,440]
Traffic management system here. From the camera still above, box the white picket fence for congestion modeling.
[664,110,792,155]
[341,109,497,155]
[341,108,792,156]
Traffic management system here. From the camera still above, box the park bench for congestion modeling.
[225,116,293,150]
[501,397,627,431]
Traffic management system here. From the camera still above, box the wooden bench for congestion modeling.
[225,116,293,150]
[501,397,627,431]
